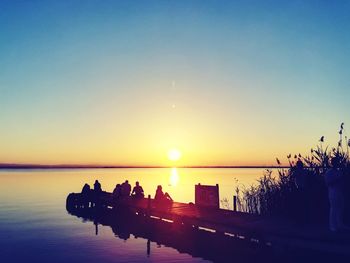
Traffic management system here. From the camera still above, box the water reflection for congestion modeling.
[169,168,179,186]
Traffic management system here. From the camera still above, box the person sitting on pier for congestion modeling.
[81,183,91,208]
[112,184,122,201]
[82,183,91,194]
[121,180,131,197]
[94,180,102,193]
[131,181,144,198]
[93,180,102,207]
[154,185,173,204]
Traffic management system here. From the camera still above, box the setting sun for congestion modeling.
[167,149,181,162]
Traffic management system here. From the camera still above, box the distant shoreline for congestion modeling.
[0,164,289,169]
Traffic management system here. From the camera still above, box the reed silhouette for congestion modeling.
[236,124,350,226]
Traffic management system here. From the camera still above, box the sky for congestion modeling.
[0,0,349,166]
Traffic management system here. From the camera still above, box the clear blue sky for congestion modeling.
[1,0,349,165]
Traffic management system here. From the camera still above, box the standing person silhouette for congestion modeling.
[293,160,308,189]
[292,160,309,224]
[325,157,345,232]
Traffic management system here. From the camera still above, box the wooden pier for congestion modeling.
[66,191,350,258]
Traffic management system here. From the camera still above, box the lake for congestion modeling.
[0,168,268,262]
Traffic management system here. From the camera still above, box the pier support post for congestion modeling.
[233,195,237,212]
[147,194,151,216]
[147,239,151,256]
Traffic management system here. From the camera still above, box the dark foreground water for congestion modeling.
[0,168,264,263]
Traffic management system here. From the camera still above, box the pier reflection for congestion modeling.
[66,205,272,263]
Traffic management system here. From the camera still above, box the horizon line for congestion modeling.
[0,163,289,169]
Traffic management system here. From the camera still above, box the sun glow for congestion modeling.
[167,149,181,162]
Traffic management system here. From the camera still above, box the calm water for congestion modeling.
[0,168,266,262]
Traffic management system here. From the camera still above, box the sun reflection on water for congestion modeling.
[169,167,179,186]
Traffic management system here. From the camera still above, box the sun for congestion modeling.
[167,148,181,162]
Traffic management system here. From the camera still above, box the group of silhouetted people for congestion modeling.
[81,179,173,206]
[82,179,102,194]
[112,180,144,200]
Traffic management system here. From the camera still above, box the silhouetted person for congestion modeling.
[82,183,91,194]
[132,181,144,198]
[113,184,122,202]
[122,180,131,197]
[325,157,345,232]
[291,160,310,224]
[94,180,102,193]
[154,185,173,204]
[93,180,102,207]
[292,160,308,189]
[81,183,91,208]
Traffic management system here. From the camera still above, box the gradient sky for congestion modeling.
[1,0,349,166]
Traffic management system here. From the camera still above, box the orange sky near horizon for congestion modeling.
[0,106,346,167]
